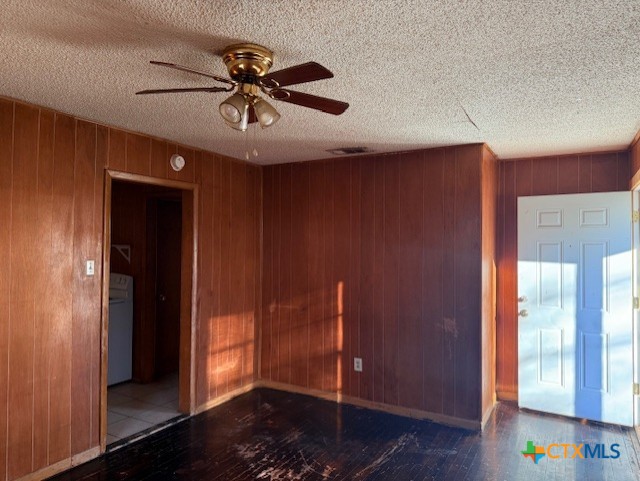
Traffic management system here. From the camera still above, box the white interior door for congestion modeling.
[518,192,633,426]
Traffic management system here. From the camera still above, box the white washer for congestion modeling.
[108,273,134,386]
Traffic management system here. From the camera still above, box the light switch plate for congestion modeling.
[86,260,95,276]
[354,357,363,372]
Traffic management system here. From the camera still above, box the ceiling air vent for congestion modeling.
[326,147,374,155]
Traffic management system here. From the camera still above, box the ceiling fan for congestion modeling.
[137,43,349,131]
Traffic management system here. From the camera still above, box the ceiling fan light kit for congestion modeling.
[253,98,281,127]
[137,42,349,134]
[219,92,247,124]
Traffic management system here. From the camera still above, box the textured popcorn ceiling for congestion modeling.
[1,1,639,164]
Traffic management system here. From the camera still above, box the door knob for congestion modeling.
[518,309,528,317]
[518,296,528,303]
[159,294,166,302]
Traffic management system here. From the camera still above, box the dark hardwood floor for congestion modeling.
[49,388,640,480]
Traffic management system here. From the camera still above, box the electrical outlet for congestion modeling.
[86,260,95,276]
[354,357,363,372]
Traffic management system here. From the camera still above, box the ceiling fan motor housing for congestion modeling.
[222,43,274,81]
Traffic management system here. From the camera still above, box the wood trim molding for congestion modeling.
[99,173,113,453]
[629,129,640,150]
[481,402,496,430]
[254,380,483,431]
[108,170,197,191]
[502,148,629,163]
[482,143,499,161]
[631,169,640,191]
[496,390,518,402]
[14,446,100,481]
[194,383,257,415]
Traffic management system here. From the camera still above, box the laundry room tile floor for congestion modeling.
[107,373,180,445]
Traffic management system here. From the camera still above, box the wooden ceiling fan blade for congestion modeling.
[274,90,349,115]
[261,62,333,88]
[136,87,230,95]
[150,61,236,85]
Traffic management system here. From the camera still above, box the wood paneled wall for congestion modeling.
[0,97,260,481]
[261,144,496,423]
[496,151,630,398]
[481,147,498,418]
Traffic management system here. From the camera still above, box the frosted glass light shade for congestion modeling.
[253,98,281,128]
[219,93,247,124]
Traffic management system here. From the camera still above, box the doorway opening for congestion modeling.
[101,172,197,450]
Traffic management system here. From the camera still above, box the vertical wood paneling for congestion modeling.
[197,154,214,406]
[557,155,580,193]
[150,139,168,179]
[397,151,424,410]
[8,104,39,480]
[441,148,457,417]
[618,151,630,190]
[270,166,282,383]
[515,158,532,197]
[277,165,292,385]
[422,149,445,415]
[591,153,618,192]
[217,157,232,394]
[260,168,274,381]
[290,163,309,388]
[125,133,150,176]
[210,155,223,399]
[48,113,75,465]
[244,167,257,386]
[579,154,592,192]
[332,160,350,394]
[0,97,261,481]
[33,110,54,471]
[307,162,323,391]
[107,128,126,171]
[453,145,482,420]
[382,156,399,406]
[261,145,494,422]
[531,157,557,194]
[496,150,630,398]
[0,99,12,481]
[372,157,385,404]
[497,160,516,396]
[347,159,362,399]
[71,120,97,455]
[398,152,425,409]
[359,158,375,402]
[228,161,245,392]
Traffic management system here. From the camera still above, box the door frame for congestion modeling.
[100,170,199,452]
[633,187,640,426]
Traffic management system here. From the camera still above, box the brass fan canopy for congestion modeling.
[222,43,274,79]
